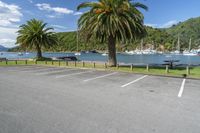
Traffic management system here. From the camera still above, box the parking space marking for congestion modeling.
[83,72,118,82]
[22,67,62,73]
[55,70,94,79]
[7,66,45,71]
[35,68,76,75]
[178,79,186,98]
[121,75,148,88]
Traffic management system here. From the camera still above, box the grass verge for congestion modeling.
[0,60,200,79]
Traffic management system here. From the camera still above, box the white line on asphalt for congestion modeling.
[7,66,44,72]
[55,70,94,79]
[121,75,148,88]
[22,68,61,72]
[83,72,118,82]
[35,69,76,75]
[178,79,186,98]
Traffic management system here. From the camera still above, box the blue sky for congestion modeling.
[0,0,200,47]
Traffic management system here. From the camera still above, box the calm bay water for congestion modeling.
[1,52,200,65]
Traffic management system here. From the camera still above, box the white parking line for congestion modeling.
[178,79,186,98]
[22,68,61,73]
[7,66,45,72]
[121,75,148,88]
[35,69,76,75]
[55,70,94,79]
[83,72,118,82]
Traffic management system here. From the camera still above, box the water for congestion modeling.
[1,52,200,65]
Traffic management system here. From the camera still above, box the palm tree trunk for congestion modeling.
[108,35,117,67]
[36,44,42,58]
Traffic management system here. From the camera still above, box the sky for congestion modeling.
[0,0,200,48]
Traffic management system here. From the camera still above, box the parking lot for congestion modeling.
[0,65,200,133]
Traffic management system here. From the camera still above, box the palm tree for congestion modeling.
[16,19,58,59]
[77,0,147,66]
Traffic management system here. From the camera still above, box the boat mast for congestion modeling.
[189,38,192,51]
[140,39,143,51]
[177,35,180,51]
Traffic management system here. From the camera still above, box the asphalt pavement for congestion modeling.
[0,65,200,133]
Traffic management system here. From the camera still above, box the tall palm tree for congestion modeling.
[16,19,58,59]
[77,0,148,66]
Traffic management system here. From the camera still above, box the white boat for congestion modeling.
[142,49,157,55]
[75,52,81,56]
[18,52,23,56]
[125,50,135,55]
[171,50,181,55]
[102,53,108,56]
[183,49,197,56]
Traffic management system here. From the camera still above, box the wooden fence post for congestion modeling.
[146,64,149,72]
[105,63,107,68]
[131,64,133,71]
[187,66,190,75]
[117,64,119,69]
[82,62,85,67]
[166,65,169,74]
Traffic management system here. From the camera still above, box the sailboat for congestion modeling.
[183,38,197,56]
[171,35,181,54]
[75,29,81,56]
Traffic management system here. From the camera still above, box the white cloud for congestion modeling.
[51,25,67,29]
[145,20,179,28]
[74,12,83,16]
[0,26,18,48]
[0,1,23,26]
[46,15,58,18]
[160,20,178,28]
[28,0,33,3]
[36,3,74,14]
[145,23,158,28]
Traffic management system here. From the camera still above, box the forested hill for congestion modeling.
[9,17,200,52]
[166,17,200,49]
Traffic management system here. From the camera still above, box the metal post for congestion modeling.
[66,61,68,66]
[166,65,169,74]
[59,60,61,66]
[187,66,190,75]
[52,60,54,65]
[75,61,77,67]
[146,64,149,72]
[35,60,37,65]
[15,60,17,65]
[6,60,8,65]
[25,60,27,65]
[45,61,47,65]
[131,64,133,71]
[93,62,96,68]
